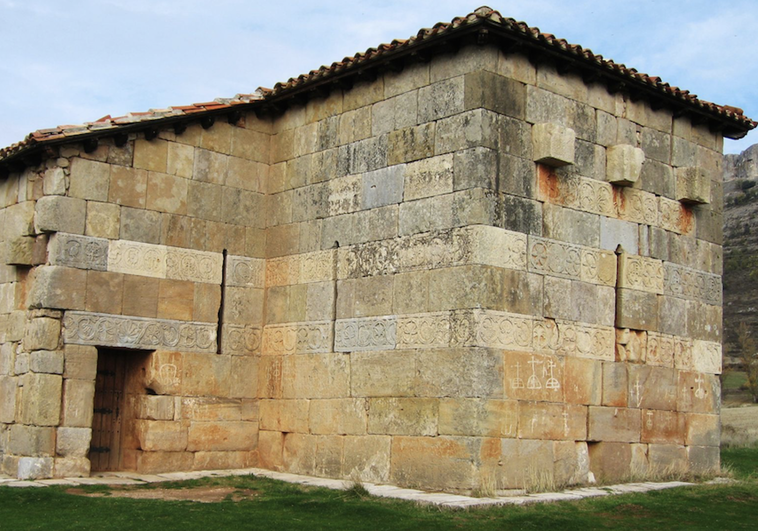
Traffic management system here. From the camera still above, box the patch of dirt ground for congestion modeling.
[66,486,259,503]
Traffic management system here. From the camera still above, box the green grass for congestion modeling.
[2,450,758,530]
[723,370,748,391]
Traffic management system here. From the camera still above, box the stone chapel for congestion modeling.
[0,7,754,492]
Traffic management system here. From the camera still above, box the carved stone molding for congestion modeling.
[262,321,333,355]
[49,233,108,271]
[63,311,217,353]
[335,317,397,352]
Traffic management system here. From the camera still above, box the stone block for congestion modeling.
[35,195,87,235]
[688,445,720,475]
[629,365,678,410]
[259,399,309,433]
[193,450,257,471]
[414,348,503,398]
[29,266,86,310]
[600,217,639,253]
[0,376,18,422]
[85,201,121,239]
[53,457,90,478]
[138,395,175,421]
[167,142,195,178]
[29,350,64,374]
[119,206,162,244]
[19,373,62,426]
[532,123,575,167]
[342,435,391,483]
[368,398,438,436]
[648,444,687,474]
[678,371,719,414]
[68,158,110,201]
[146,171,188,214]
[676,166,710,204]
[606,144,645,186]
[588,442,632,482]
[404,154,454,201]
[187,420,257,453]
[43,167,67,196]
[61,378,95,427]
[309,398,367,436]
[109,166,147,208]
[350,350,415,397]
[390,436,476,491]
[588,406,641,443]
[387,123,435,165]
[6,236,34,265]
[362,165,404,209]
[615,288,658,331]
[5,201,36,238]
[136,420,187,452]
[564,357,602,405]
[685,413,720,446]
[553,440,592,487]
[56,427,92,457]
[314,435,344,478]
[17,457,54,480]
[258,430,284,470]
[23,318,61,351]
[518,402,587,441]
[282,432,316,476]
[134,138,168,173]
[9,424,55,455]
[85,270,124,315]
[280,353,349,399]
[463,69,526,119]
[136,451,194,474]
[418,76,465,122]
[496,193,542,235]
[453,146,497,191]
[641,410,684,445]
[122,275,160,318]
[438,398,517,437]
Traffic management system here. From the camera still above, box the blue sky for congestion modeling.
[2,0,757,154]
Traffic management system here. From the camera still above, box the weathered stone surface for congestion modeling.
[606,144,645,185]
[588,442,632,482]
[19,373,62,426]
[588,406,641,443]
[17,457,54,480]
[23,318,61,351]
[676,166,710,204]
[390,436,476,491]
[8,425,55,456]
[29,266,88,310]
[63,344,98,380]
[368,398,438,436]
[616,288,659,331]
[69,158,110,201]
[35,196,87,234]
[56,427,92,457]
[49,233,109,271]
[29,350,64,374]
[533,123,575,167]
[60,378,95,428]
[53,457,90,478]
[63,312,217,353]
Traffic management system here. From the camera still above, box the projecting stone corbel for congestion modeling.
[605,144,645,186]
[532,123,575,167]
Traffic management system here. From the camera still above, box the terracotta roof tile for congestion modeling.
[1,6,754,163]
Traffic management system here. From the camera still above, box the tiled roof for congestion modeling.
[1,6,754,165]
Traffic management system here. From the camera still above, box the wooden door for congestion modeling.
[89,349,127,472]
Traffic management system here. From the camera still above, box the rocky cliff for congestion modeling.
[723,144,758,361]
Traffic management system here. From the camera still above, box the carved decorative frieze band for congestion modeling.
[166,248,222,284]
[396,312,453,349]
[265,250,335,287]
[542,174,617,218]
[528,236,616,286]
[619,188,658,225]
[663,262,721,305]
[108,240,167,278]
[334,316,397,352]
[617,254,664,294]
[221,324,262,355]
[63,311,217,353]
[49,233,109,271]
[692,340,722,374]
[262,321,333,355]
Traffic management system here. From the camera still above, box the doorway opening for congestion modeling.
[89,348,150,472]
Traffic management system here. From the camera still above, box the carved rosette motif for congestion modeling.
[396,313,452,348]
[50,233,109,271]
[226,256,265,288]
[619,255,664,294]
[473,311,533,350]
[63,311,217,353]
[692,340,722,374]
[221,324,262,355]
[335,317,397,352]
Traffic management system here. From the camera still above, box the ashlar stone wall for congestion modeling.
[0,42,724,492]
